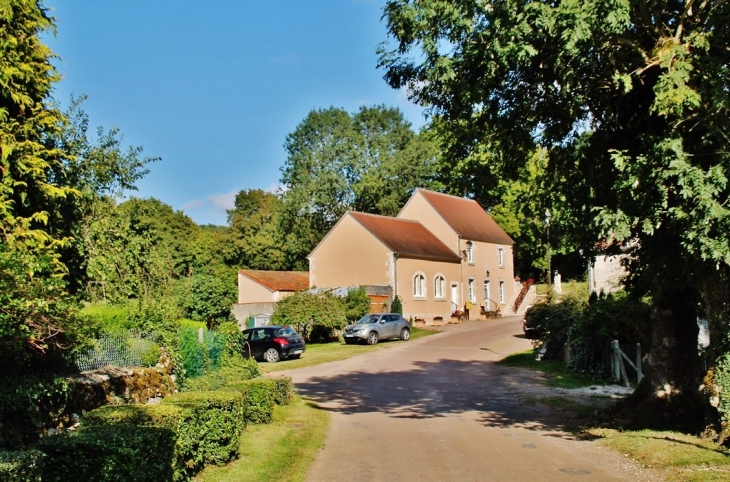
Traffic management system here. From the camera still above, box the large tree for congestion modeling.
[379,0,730,422]
[280,105,441,267]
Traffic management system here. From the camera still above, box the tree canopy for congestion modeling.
[279,105,441,267]
[379,0,730,413]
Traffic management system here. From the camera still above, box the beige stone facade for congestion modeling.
[309,189,521,322]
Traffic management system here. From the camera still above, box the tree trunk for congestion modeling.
[622,285,706,431]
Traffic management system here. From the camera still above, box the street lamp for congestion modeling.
[545,209,552,288]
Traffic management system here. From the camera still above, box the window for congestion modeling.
[498,247,504,267]
[434,275,445,299]
[468,278,476,303]
[499,280,505,303]
[483,280,491,310]
[465,241,474,264]
[413,273,426,298]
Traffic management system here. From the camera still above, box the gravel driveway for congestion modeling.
[281,316,661,482]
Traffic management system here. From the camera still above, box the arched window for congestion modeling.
[413,272,426,298]
[434,274,445,299]
[465,241,474,263]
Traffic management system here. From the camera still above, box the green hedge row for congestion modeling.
[31,375,296,481]
[0,449,45,481]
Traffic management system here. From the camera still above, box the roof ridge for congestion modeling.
[349,211,422,224]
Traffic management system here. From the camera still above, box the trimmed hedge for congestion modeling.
[80,404,187,480]
[269,376,295,406]
[38,425,177,482]
[0,449,45,481]
[223,378,276,425]
[181,361,262,392]
[162,391,244,469]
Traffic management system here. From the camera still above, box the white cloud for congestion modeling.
[182,199,205,211]
[207,191,237,212]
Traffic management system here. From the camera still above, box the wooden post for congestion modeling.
[198,327,204,343]
[612,340,620,381]
[636,343,643,383]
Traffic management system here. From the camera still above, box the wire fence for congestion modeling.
[74,330,160,372]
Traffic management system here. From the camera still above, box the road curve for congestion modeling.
[282,317,659,482]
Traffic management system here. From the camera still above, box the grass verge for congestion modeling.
[194,396,329,482]
[264,327,440,372]
[589,429,730,481]
[501,351,730,480]
[498,349,607,389]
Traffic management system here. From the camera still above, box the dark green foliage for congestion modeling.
[269,376,296,406]
[271,290,346,341]
[0,449,45,481]
[0,375,71,449]
[38,425,177,482]
[391,295,403,315]
[161,391,244,470]
[178,275,236,329]
[525,301,581,361]
[525,294,650,377]
[345,287,370,323]
[223,378,276,425]
[567,293,650,378]
[710,355,730,438]
[0,245,92,375]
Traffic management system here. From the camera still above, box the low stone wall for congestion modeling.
[49,358,176,435]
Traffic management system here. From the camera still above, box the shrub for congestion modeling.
[271,290,346,341]
[162,391,244,469]
[345,287,370,323]
[269,376,295,406]
[0,375,70,449]
[391,295,403,315]
[223,378,276,425]
[79,404,188,480]
[178,274,236,329]
[38,425,177,482]
[0,449,45,481]
[524,300,581,361]
[216,321,247,367]
[181,363,263,393]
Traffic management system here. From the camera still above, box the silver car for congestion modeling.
[343,313,411,345]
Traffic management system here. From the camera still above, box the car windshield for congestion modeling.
[275,327,297,337]
[356,314,380,324]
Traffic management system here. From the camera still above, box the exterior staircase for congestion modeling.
[512,276,536,315]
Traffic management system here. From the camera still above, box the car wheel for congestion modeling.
[264,348,280,363]
[367,331,379,345]
[400,328,410,341]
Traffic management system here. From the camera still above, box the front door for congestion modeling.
[451,282,459,313]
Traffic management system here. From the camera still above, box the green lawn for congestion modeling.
[194,396,328,482]
[498,349,608,389]
[264,326,440,373]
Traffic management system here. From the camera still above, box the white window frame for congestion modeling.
[434,274,445,299]
[483,280,491,310]
[465,241,474,264]
[499,280,505,304]
[468,278,476,303]
[413,272,426,298]
[498,247,504,267]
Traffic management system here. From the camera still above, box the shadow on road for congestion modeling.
[295,358,587,437]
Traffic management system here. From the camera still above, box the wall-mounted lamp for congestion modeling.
[486,270,490,278]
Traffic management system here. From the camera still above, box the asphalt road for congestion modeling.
[282,317,659,482]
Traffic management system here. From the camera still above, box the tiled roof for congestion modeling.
[416,189,514,245]
[349,212,461,263]
[239,270,309,292]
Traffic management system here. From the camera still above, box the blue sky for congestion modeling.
[45,0,425,225]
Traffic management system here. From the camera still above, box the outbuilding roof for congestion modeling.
[414,189,514,245]
[349,212,461,263]
[238,270,309,292]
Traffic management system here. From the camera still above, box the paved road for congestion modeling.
[283,317,658,482]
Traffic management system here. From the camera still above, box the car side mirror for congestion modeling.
[379,319,386,324]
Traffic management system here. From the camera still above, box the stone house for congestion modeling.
[309,189,529,322]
